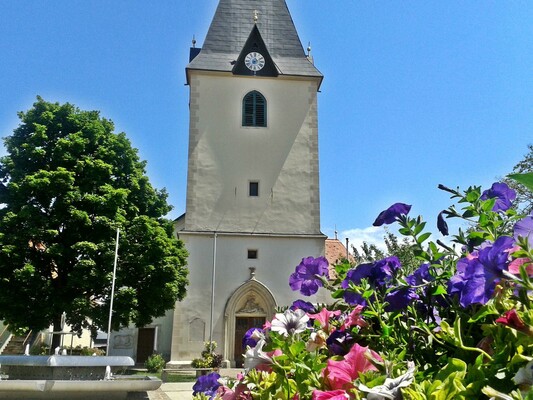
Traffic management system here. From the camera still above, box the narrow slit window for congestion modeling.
[249,181,259,197]
[242,91,267,127]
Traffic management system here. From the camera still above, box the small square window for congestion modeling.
[249,181,259,197]
[247,249,258,259]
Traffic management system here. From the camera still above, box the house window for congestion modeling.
[247,249,258,259]
[242,91,266,127]
[249,181,259,197]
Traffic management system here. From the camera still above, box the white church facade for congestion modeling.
[109,0,336,367]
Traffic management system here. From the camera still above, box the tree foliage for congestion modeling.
[0,97,188,338]
[352,231,419,271]
[504,143,533,214]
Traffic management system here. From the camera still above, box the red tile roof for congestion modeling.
[325,238,354,266]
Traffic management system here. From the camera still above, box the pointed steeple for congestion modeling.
[232,25,278,77]
[187,0,322,81]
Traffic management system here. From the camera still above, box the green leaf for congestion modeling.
[508,172,533,193]
[430,359,467,400]
[413,221,427,236]
[432,285,447,296]
[480,198,496,213]
[417,232,432,244]
[289,341,305,357]
[399,227,411,236]
[465,190,480,203]
[468,303,498,322]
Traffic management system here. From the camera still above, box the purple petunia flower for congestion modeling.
[480,182,516,212]
[342,257,401,289]
[406,263,433,286]
[448,236,514,307]
[478,236,515,270]
[437,211,449,236]
[417,302,442,325]
[242,327,263,348]
[343,290,367,307]
[373,203,412,226]
[326,329,354,356]
[192,372,221,398]
[385,288,419,312]
[289,256,329,296]
[342,263,373,287]
[514,215,533,248]
[290,299,315,313]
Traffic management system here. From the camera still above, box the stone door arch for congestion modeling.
[224,279,277,367]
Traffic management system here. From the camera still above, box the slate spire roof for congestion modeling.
[187,0,322,80]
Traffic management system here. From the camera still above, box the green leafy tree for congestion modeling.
[352,231,418,271]
[352,241,384,265]
[504,143,533,214]
[0,97,188,347]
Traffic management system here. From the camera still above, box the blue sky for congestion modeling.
[1,1,532,250]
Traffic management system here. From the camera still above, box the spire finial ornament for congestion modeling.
[192,35,196,48]
[306,41,315,64]
[253,10,258,24]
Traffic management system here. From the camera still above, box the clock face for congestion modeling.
[244,52,265,71]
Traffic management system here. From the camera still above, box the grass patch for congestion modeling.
[121,370,197,383]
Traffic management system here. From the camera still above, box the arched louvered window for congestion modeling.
[242,91,267,127]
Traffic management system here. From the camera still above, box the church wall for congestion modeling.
[184,72,321,235]
[108,309,174,361]
[169,232,326,363]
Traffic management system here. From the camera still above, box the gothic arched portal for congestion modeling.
[224,278,277,367]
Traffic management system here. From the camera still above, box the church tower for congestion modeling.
[170,0,326,367]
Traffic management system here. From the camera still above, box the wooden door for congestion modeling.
[234,317,265,367]
[136,328,155,364]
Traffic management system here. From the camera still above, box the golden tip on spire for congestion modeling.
[253,10,258,23]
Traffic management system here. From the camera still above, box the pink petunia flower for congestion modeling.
[309,307,341,333]
[323,343,382,391]
[342,305,367,330]
[508,257,533,276]
[496,309,533,336]
[217,385,236,400]
[312,389,350,399]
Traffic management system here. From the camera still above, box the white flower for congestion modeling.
[306,330,327,352]
[513,360,533,387]
[358,362,415,400]
[250,328,265,342]
[482,386,514,400]
[270,309,309,336]
[243,339,273,371]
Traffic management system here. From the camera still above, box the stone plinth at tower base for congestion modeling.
[0,355,161,399]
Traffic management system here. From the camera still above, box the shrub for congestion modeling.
[191,341,223,369]
[78,346,105,356]
[145,353,166,373]
[30,343,49,355]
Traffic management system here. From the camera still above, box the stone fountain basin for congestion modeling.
[0,355,134,380]
[0,356,161,399]
[0,376,162,399]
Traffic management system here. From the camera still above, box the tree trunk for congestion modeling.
[51,316,63,351]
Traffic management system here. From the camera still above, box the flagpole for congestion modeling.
[106,227,120,354]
